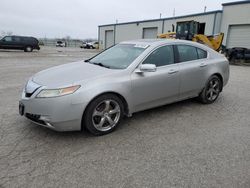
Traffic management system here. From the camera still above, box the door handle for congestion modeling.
[168,69,178,74]
[200,63,207,67]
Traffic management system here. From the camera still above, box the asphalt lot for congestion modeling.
[0,47,249,188]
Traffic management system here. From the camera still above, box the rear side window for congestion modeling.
[197,48,207,59]
[177,45,198,62]
[13,37,21,42]
[22,37,29,42]
[24,37,34,42]
[143,45,174,67]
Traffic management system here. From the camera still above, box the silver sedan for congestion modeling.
[19,39,229,135]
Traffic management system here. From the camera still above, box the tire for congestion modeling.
[24,46,33,52]
[83,94,124,136]
[198,75,222,104]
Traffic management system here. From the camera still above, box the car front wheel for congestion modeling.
[83,94,124,135]
[198,75,222,104]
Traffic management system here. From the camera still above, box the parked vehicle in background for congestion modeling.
[19,39,229,136]
[158,20,224,52]
[0,35,40,52]
[56,40,67,47]
[81,41,99,49]
[89,41,99,49]
[80,42,87,48]
[225,47,250,62]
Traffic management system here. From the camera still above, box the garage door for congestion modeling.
[227,25,250,48]
[105,30,114,49]
[143,27,158,39]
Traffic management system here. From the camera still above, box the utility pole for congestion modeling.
[204,6,207,13]
[172,8,176,32]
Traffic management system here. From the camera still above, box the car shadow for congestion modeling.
[0,50,39,53]
[117,98,201,130]
[25,98,200,140]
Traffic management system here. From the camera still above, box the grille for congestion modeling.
[25,113,46,125]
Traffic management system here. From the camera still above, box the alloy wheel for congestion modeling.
[206,79,220,101]
[92,99,121,132]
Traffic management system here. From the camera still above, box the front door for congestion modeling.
[131,45,180,112]
[0,36,14,49]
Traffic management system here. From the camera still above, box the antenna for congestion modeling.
[204,6,207,12]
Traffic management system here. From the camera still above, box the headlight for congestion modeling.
[36,85,80,98]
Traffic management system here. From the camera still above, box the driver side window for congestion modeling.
[3,36,12,42]
[142,45,174,67]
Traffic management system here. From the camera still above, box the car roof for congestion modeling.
[121,39,171,45]
[5,35,36,38]
[120,39,213,51]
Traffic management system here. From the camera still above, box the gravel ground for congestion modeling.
[0,47,249,188]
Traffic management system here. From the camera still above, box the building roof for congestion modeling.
[222,0,250,6]
[99,10,222,27]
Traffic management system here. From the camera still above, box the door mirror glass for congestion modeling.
[136,64,156,73]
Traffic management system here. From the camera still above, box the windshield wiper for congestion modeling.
[92,62,110,69]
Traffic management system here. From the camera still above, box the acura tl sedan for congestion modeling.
[19,39,229,135]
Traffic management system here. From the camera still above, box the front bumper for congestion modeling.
[19,88,86,132]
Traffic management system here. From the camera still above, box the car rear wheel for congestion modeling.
[24,46,33,52]
[198,75,222,104]
[83,94,124,136]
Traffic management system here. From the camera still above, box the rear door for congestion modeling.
[175,44,208,99]
[13,36,23,49]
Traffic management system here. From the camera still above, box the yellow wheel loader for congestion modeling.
[158,20,224,52]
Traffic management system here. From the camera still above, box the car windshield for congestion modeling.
[89,44,148,69]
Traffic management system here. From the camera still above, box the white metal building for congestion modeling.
[98,1,250,50]
[221,1,250,48]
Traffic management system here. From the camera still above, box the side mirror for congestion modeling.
[136,64,156,73]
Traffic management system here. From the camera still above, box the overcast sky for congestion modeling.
[0,0,237,39]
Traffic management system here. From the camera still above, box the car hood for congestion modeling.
[32,61,117,88]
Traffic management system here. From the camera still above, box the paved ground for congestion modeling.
[0,47,249,188]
